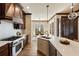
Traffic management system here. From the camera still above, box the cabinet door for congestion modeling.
[23,38,26,48]
[38,39,49,56]
[61,16,78,40]
[23,35,28,48]
[61,16,70,38]
[0,3,5,18]
[49,42,57,56]
[0,44,9,56]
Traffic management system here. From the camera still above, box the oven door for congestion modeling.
[12,40,23,56]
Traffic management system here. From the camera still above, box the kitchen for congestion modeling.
[0,3,79,56]
[0,3,31,56]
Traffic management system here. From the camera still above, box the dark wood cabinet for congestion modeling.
[23,35,28,48]
[0,43,12,56]
[57,18,59,36]
[0,3,14,20]
[37,38,49,56]
[61,16,78,40]
[49,41,57,56]
[22,11,26,29]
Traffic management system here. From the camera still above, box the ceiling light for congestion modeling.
[70,6,74,9]
[27,6,30,9]
[68,3,77,20]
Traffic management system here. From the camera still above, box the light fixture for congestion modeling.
[46,5,49,20]
[68,3,77,20]
[26,6,30,9]
[38,18,41,32]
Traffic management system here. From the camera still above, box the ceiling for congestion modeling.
[60,3,79,13]
[21,3,72,20]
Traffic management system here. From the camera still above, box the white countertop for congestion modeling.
[38,35,79,56]
[0,41,12,47]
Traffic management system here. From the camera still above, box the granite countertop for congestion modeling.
[38,35,79,56]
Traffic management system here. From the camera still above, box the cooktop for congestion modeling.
[1,36,21,41]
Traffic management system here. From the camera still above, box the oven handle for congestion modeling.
[13,41,23,47]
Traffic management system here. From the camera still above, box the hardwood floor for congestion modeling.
[18,40,43,56]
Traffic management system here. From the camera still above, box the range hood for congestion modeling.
[13,17,23,24]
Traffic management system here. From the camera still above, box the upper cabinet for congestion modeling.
[0,3,14,20]
[61,16,78,40]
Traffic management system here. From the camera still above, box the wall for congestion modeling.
[0,20,22,40]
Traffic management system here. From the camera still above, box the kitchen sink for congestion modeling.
[41,36,51,39]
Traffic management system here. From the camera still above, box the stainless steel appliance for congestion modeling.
[1,36,24,56]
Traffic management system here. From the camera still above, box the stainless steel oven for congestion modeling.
[12,39,23,56]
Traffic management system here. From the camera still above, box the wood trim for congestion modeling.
[48,13,69,22]
[0,17,12,20]
[75,9,79,12]
[24,13,32,15]
[56,13,69,15]
[32,20,48,22]
[48,14,56,22]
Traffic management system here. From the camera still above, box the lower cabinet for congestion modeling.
[23,35,28,48]
[37,38,62,56]
[49,41,57,56]
[37,38,49,56]
[0,43,12,56]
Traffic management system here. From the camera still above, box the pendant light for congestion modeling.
[68,3,77,20]
[46,5,49,20]
[38,18,41,32]
[45,5,49,36]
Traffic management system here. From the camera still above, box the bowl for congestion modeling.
[60,39,70,45]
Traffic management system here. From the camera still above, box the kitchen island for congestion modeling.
[37,36,79,56]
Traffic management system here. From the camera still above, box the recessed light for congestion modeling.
[70,6,74,9]
[27,6,30,9]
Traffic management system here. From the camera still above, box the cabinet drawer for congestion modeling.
[0,43,9,56]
